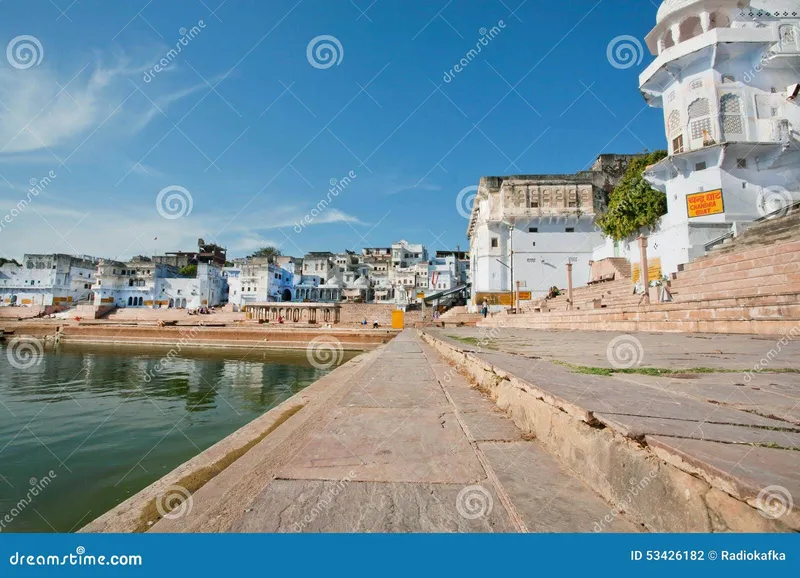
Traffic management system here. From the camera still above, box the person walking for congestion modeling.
[481,299,488,318]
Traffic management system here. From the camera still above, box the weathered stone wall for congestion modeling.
[339,303,423,327]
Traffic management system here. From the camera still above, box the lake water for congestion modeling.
[0,342,355,532]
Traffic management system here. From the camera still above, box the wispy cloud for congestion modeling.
[0,56,211,157]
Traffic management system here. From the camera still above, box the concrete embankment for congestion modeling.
[420,329,799,532]
[2,323,397,350]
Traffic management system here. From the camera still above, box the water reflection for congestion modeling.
[0,342,357,532]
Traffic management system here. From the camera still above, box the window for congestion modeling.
[667,110,681,136]
[528,227,538,233]
[491,238,498,248]
[695,162,707,171]
[672,135,684,154]
[565,227,575,233]
[736,158,747,169]
[720,93,744,138]
[721,74,735,84]
[779,24,797,49]
[688,98,713,144]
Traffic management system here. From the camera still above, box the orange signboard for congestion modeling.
[687,189,724,218]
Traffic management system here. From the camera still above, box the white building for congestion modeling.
[94,257,226,309]
[428,254,467,293]
[0,254,99,308]
[624,0,800,275]
[224,258,294,309]
[468,155,638,307]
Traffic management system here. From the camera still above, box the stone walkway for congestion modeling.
[152,330,639,532]
[422,327,800,531]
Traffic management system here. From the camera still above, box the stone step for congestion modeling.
[502,303,800,324]
[478,317,800,334]
[672,254,800,283]
[681,240,800,273]
[674,282,800,303]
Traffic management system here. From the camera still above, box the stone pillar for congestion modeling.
[638,234,650,305]
[700,11,710,32]
[671,23,681,44]
[566,263,574,311]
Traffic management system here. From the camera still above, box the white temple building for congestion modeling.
[598,0,800,275]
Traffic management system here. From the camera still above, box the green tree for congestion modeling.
[179,264,197,277]
[250,247,282,263]
[596,150,668,240]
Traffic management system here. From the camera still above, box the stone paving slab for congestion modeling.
[340,371,449,408]
[359,361,439,384]
[228,479,514,533]
[596,414,800,449]
[279,406,485,484]
[475,351,795,429]
[460,411,523,442]
[647,436,800,528]
[442,385,501,414]
[614,374,800,425]
[480,442,643,533]
[431,328,800,370]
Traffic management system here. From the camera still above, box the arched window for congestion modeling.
[663,29,675,50]
[668,110,681,136]
[688,97,713,147]
[679,16,703,41]
[720,94,744,140]
[668,110,684,153]
[127,297,133,306]
[709,11,730,30]
[138,297,143,306]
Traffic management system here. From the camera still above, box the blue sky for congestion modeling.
[0,0,666,261]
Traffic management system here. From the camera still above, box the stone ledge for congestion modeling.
[419,330,797,532]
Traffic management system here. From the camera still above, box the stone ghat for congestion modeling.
[421,329,800,532]
[81,331,644,533]
[2,323,397,350]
